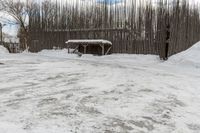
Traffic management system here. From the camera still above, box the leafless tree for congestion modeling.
[0,0,36,50]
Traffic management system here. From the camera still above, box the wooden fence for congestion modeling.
[29,28,159,54]
[28,0,200,57]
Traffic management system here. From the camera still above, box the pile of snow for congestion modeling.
[0,45,9,54]
[168,41,200,69]
[38,48,160,66]
[38,48,78,59]
[39,48,68,55]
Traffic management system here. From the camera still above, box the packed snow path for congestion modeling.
[0,49,200,133]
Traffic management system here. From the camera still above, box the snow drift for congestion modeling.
[38,41,200,69]
[168,41,200,69]
[0,45,9,54]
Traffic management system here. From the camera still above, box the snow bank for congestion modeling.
[38,48,160,66]
[38,41,200,69]
[38,48,78,58]
[0,45,9,54]
[168,41,200,69]
[39,48,68,56]
[37,41,200,70]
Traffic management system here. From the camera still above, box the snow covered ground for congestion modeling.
[0,42,200,133]
[0,46,9,54]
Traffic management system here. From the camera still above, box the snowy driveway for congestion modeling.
[0,51,200,133]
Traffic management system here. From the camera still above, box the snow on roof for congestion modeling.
[66,39,112,45]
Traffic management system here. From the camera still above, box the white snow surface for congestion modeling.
[0,42,200,133]
[66,39,112,45]
[0,45,9,54]
[168,42,200,69]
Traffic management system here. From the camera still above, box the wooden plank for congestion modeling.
[105,46,112,55]
[72,45,79,53]
[100,44,105,55]
[82,44,88,54]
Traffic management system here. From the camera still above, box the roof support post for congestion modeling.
[105,46,112,55]
[100,43,105,55]
[83,44,88,54]
[72,44,79,53]
[67,43,71,53]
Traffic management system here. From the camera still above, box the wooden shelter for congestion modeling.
[66,39,112,55]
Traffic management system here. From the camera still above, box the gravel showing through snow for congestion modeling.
[0,44,200,133]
